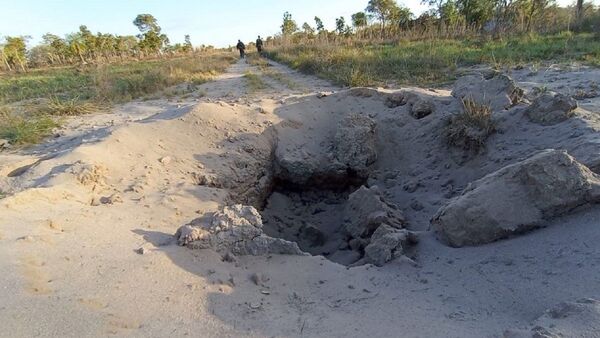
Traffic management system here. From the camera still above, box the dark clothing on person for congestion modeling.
[236,41,246,58]
[256,38,263,54]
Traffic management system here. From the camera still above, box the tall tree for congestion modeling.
[439,0,462,26]
[133,14,166,54]
[133,14,161,33]
[456,0,495,27]
[2,36,29,71]
[576,0,584,24]
[366,0,401,36]
[336,17,347,34]
[314,16,325,32]
[302,22,315,36]
[390,5,414,29]
[184,34,193,52]
[351,12,368,28]
[281,12,298,35]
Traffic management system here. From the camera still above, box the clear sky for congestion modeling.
[0,0,584,48]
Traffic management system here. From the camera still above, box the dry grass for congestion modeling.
[244,71,268,93]
[445,99,496,152]
[267,33,600,87]
[45,96,104,116]
[263,69,299,90]
[247,54,272,70]
[0,106,58,145]
[0,52,237,146]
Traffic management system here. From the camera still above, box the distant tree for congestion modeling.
[576,0,584,23]
[314,16,325,32]
[390,5,414,29]
[2,36,29,71]
[183,34,193,52]
[351,12,368,28]
[336,17,347,34]
[66,31,87,63]
[281,12,298,35]
[133,14,167,55]
[302,22,315,36]
[456,0,495,27]
[133,14,161,33]
[366,0,401,36]
[439,0,462,26]
[42,33,68,64]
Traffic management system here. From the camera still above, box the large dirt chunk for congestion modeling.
[525,91,578,125]
[570,136,600,174]
[274,113,377,187]
[343,185,405,239]
[176,205,305,256]
[432,149,600,247]
[452,73,523,111]
[505,298,600,338]
[334,114,377,178]
[343,186,414,266]
[360,224,417,267]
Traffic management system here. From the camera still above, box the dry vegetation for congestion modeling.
[445,99,496,152]
[0,52,236,145]
[0,106,58,145]
[243,71,269,93]
[266,32,600,87]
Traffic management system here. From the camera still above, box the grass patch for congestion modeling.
[445,99,496,153]
[0,107,59,145]
[266,33,600,86]
[0,52,237,104]
[44,96,103,116]
[247,54,272,70]
[263,69,299,90]
[244,71,268,93]
[0,52,236,146]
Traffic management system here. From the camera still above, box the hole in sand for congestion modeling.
[260,184,362,266]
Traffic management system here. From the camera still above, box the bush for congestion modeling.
[445,99,496,152]
[45,96,102,116]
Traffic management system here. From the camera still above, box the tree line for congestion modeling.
[0,14,209,72]
[274,0,599,44]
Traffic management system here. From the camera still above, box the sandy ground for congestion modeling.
[0,58,599,338]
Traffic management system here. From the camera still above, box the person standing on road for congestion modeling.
[236,39,246,58]
[256,36,263,55]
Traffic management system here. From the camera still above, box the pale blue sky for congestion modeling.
[0,0,584,48]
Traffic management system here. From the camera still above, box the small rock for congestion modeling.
[250,272,268,286]
[223,252,238,263]
[403,180,420,193]
[525,91,578,125]
[410,200,425,211]
[100,193,123,205]
[135,247,148,255]
[384,93,406,108]
[159,156,172,165]
[300,224,327,247]
[411,99,434,119]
